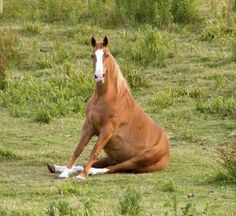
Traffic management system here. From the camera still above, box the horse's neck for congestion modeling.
[94,55,129,99]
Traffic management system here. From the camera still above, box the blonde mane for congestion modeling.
[110,55,130,95]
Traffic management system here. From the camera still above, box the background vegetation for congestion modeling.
[0,0,236,215]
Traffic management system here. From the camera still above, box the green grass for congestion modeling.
[0,1,236,215]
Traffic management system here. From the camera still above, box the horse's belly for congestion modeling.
[103,134,142,163]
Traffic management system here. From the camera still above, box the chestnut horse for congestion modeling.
[47,36,170,179]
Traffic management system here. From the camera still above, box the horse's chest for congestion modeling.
[87,99,114,132]
[87,109,104,132]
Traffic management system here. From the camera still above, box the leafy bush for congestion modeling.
[126,26,174,65]
[215,143,236,183]
[171,0,199,24]
[120,187,142,216]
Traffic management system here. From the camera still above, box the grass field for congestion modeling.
[0,1,236,215]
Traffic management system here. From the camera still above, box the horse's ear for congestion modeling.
[91,37,96,47]
[103,36,108,47]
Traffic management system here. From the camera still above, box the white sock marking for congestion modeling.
[89,167,109,175]
[55,164,109,179]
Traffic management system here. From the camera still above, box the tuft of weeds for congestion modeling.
[164,195,209,216]
[36,53,53,69]
[0,147,20,161]
[232,38,236,62]
[0,30,20,68]
[0,53,6,90]
[215,143,236,183]
[195,96,236,118]
[200,20,233,41]
[171,0,199,24]
[53,42,74,65]
[162,180,177,192]
[33,108,52,124]
[126,26,175,66]
[149,87,190,112]
[56,181,80,195]
[119,187,142,216]
[150,90,175,112]
[21,22,43,36]
[44,200,78,216]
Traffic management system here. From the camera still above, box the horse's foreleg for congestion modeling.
[59,120,94,178]
[76,124,114,179]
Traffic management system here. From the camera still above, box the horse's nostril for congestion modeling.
[95,75,98,79]
[103,74,105,77]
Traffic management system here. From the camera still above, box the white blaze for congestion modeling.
[95,49,104,82]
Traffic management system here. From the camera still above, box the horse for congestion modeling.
[47,36,170,179]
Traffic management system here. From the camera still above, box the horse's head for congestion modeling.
[91,36,110,84]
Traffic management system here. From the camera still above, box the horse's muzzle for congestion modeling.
[95,74,105,84]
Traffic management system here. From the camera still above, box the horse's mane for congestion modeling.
[110,55,131,96]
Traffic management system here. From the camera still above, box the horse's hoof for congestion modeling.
[47,163,56,173]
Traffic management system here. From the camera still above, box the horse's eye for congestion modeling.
[91,54,94,58]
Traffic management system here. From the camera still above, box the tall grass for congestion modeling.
[0,0,86,23]
[200,20,233,41]
[126,26,175,65]
[0,70,93,123]
[214,143,236,183]
[21,22,43,35]
[1,0,200,27]
[121,63,147,89]
[232,38,236,61]
[171,0,199,24]
[0,147,20,161]
[0,53,6,90]
[45,200,78,216]
[112,0,172,26]
[0,30,20,68]
[195,96,236,118]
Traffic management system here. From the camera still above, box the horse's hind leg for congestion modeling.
[106,143,169,173]
[106,159,138,173]
[92,156,115,168]
[135,156,169,173]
